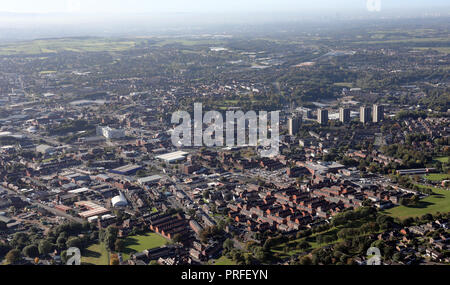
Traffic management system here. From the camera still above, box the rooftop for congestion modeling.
[156,151,188,162]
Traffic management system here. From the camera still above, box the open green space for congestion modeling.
[413,47,450,54]
[39,70,57,75]
[383,185,450,219]
[150,38,226,47]
[81,243,109,265]
[0,38,140,56]
[211,256,237,265]
[354,37,450,45]
[424,173,450,182]
[434,156,449,164]
[121,232,169,261]
[271,227,340,258]
[333,82,354,88]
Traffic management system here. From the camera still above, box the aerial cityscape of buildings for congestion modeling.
[0,11,448,270]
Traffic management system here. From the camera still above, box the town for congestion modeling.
[0,14,449,267]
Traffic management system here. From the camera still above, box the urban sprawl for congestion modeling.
[0,17,449,266]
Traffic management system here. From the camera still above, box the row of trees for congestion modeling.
[0,221,99,264]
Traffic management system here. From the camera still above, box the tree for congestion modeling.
[104,227,118,251]
[199,226,224,243]
[297,241,311,250]
[0,242,11,258]
[38,240,54,256]
[0,221,7,231]
[11,232,29,249]
[22,245,40,258]
[172,233,183,243]
[66,237,82,249]
[136,170,147,178]
[223,239,234,251]
[6,249,22,264]
[110,254,120,265]
[115,239,125,253]
[421,213,433,222]
[299,256,312,265]
[393,252,403,262]
[56,237,67,249]
[60,250,68,264]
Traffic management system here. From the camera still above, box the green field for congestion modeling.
[435,156,449,164]
[333,82,354,88]
[425,173,450,182]
[383,185,450,219]
[39,70,57,75]
[354,37,450,45]
[0,38,140,56]
[211,256,236,265]
[82,243,109,265]
[150,38,226,47]
[413,47,450,55]
[121,232,169,261]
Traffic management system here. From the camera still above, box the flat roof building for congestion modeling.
[75,201,110,219]
[137,175,163,185]
[110,164,143,175]
[156,151,188,163]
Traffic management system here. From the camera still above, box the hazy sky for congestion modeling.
[1,0,449,14]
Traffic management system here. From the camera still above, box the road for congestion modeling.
[18,131,61,147]
[1,186,84,223]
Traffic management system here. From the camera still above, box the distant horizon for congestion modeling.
[1,0,450,15]
[0,1,449,42]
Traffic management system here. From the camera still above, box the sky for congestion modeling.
[1,0,449,14]
[0,0,448,40]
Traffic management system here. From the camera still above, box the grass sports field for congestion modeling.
[82,243,110,265]
[383,185,450,220]
[121,232,169,261]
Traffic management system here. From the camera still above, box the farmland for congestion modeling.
[0,38,140,55]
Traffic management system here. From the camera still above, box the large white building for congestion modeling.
[96,126,125,139]
[36,144,55,155]
[111,192,128,207]
[156,151,189,163]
